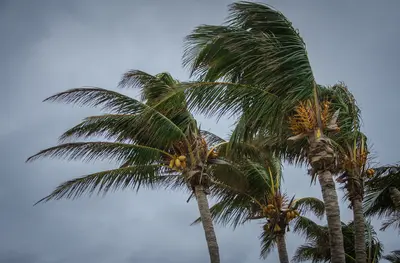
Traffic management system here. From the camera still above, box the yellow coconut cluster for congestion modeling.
[169,155,187,170]
[262,204,277,216]
[286,210,299,222]
[366,168,375,178]
[288,100,333,135]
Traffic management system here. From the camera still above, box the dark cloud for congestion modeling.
[1,0,399,262]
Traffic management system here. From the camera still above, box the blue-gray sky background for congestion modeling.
[1,0,399,262]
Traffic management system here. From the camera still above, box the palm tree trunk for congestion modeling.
[194,185,220,263]
[389,187,400,208]
[309,134,346,263]
[276,234,289,263]
[318,171,346,263]
[352,197,366,263]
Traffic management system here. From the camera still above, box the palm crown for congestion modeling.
[26,71,231,203]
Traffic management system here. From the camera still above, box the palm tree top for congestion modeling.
[25,70,235,204]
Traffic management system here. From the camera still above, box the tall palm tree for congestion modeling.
[182,2,361,262]
[193,151,325,263]
[336,132,372,263]
[364,164,400,232]
[26,71,237,263]
[383,250,400,263]
[292,219,383,263]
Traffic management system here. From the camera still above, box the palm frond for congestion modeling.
[383,250,400,263]
[292,243,328,263]
[118,70,172,102]
[44,87,141,114]
[56,114,186,149]
[183,2,316,129]
[200,130,226,147]
[192,194,253,229]
[35,165,182,204]
[26,141,169,166]
[292,197,325,219]
[364,164,400,218]
[44,88,190,143]
[184,2,313,89]
[293,219,383,263]
[379,212,400,233]
[292,216,327,241]
[259,228,276,259]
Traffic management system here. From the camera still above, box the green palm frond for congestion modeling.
[44,87,141,113]
[57,113,187,148]
[292,197,325,219]
[183,1,318,137]
[184,80,278,120]
[184,2,313,94]
[324,83,361,137]
[118,70,200,138]
[118,70,174,102]
[292,243,328,263]
[200,130,226,147]
[44,88,190,145]
[259,228,277,259]
[26,142,169,166]
[380,213,400,233]
[383,250,400,263]
[292,220,383,263]
[364,164,400,218]
[193,193,253,228]
[192,157,282,228]
[34,165,183,204]
[292,216,326,241]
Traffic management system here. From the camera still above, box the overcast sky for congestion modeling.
[1,0,399,262]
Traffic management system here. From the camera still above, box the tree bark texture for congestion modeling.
[318,171,346,263]
[194,185,220,263]
[276,234,290,263]
[352,198,367,263]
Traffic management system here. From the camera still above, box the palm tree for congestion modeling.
[383,250,400,263]
[292,219,383,263]
[182,2,361,262]
[26,70,239,263]
[364,164,400,232]
[193,152,325,263]
[336,132,372,263]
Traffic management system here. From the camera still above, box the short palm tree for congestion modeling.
[182,2,361,262]
[364,164,400,232]
[193,152,325,263]
[292,219,383,263]
[383,250,400,263]
[27,70,238,263]
[336,132,372,263]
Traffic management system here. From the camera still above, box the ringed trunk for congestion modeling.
[194,185,220,263]
[276,234,290,263]
[352,197,367,263]
[318,171,346,263]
